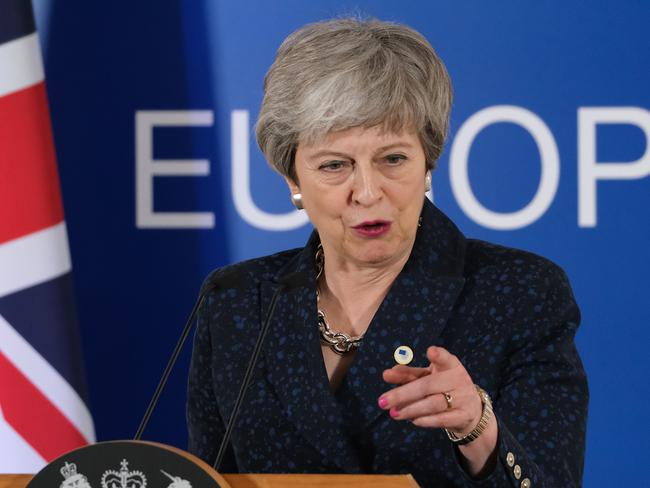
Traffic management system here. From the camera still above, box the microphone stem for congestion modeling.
[134,293,207,441]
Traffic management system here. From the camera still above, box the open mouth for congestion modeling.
[353,220,391,236]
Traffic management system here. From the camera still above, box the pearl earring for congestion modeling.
[425,172,432,192]
[291,193,304,210]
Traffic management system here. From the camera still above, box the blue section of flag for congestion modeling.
[0,272,89,402]
[0,0,36,45]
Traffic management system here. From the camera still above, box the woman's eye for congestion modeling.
[319,161,347,171]
[385,154,406,165]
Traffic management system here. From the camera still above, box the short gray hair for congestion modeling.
[255,18,453,181]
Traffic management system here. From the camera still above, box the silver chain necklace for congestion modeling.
[315,245,364,355]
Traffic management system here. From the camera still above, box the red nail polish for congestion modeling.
[378,396,389,408]
[389,407,400,418]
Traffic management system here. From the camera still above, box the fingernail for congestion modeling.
[378,396,389,409]
[389,407,400,418]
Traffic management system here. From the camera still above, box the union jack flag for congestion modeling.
[0,0,95,472]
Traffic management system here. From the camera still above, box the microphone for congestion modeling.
[134,268,244,441]
[213,271,306,471]
[134,266,307,471]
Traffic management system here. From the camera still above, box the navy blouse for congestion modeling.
[187,199,588,487]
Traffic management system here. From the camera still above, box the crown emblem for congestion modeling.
[60,462,77,479]
[101,459,146,488]
[59,461,92,488]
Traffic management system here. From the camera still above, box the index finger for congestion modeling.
[426,346,461,371]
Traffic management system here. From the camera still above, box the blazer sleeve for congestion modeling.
[186,294,239,472]
[452,265,589,487]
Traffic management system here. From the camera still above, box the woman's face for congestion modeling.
[289,125,427,268]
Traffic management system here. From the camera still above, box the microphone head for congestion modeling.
[199,266,247,296]
[277,270,311,290]
[200,266,311,297]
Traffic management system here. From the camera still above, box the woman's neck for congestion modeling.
[317,244,412,336]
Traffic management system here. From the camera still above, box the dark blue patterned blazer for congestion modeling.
[187,200,588,487]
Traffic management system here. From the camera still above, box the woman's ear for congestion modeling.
[284,176,300,195]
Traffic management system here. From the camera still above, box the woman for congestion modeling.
[187,18,588,487]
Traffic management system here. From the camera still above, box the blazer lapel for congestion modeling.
[261,237,361,472]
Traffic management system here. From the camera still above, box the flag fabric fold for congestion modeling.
[0,0,95,473]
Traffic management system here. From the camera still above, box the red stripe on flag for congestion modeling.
[0,82,64,245]
[0,351,87,461]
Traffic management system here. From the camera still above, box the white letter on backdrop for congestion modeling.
[231,110,308,230]
[578,107,650,227]
[449,105,560,230]
[135,110,214,229]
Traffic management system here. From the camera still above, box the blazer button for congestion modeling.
[506,452,515,467]
[521,478,531,488]
[513,464,522,479]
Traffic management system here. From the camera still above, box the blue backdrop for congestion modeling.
[33,1,650,486]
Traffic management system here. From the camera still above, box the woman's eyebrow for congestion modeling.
[308,142,414,160]
[307,150,351,160]
[375,141,414,153]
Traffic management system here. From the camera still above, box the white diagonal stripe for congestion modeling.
[0,32,45,98]
[0,314,95,444]
[0,222,72,298]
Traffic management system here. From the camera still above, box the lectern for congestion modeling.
[0,441,420,487]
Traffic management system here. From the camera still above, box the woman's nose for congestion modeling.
[351,165,382,206]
